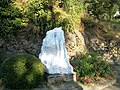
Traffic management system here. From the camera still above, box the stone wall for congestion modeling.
[65,30,87,60]
[0,29,87,61]
[89,35,120,63]
[0,33,42,60]
[0,29,119,63]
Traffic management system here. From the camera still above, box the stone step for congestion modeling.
[47,72,76,84]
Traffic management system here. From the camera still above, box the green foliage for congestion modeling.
[1,0,119,39]
[0,0,85,39]
[73,52,114,84]
[0,0,14,7]
[62,0,84,14]
[27,0,53,34]
[82,16,98,29]
[62,0,85,29]
[27,0,84,34]
[0,0,26,39]
[0,53,44,89]
[85,0,119,20]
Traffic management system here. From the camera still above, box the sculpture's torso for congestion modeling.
[39,27,73,74]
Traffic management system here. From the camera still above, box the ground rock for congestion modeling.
[65,30,87,60]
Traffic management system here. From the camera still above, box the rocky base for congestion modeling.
[47,72,76,85]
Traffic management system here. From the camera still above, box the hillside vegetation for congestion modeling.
[0,0,120,39]
[0,0,120,59]
[0,0,84,39]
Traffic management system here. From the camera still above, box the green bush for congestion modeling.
[0,0,13,7]
[85,0,119,20]
[27,0,82,34]
[0,53,44,89]
[72,52,114,84]
[0,0,85,39]
[0,0,26,39]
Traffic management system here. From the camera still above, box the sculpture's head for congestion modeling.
[53,27,62,31]
[53,27,65,41]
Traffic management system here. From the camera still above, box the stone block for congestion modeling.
[47,72,76,84]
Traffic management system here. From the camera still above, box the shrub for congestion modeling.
[72,52,114,84]
[85,0,119,20]
[0,53,44,89]
[0,0,13,7]
[27,0,82,34]
[0,0,85,39]
[0,0,27,39]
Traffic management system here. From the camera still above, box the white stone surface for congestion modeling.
[113,11,120,17]
[39,27,73,74]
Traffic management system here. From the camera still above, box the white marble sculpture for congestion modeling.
[39,27,73,74]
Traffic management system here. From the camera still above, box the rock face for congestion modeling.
[0,27,119,65]
[0,28,87,62]
[0,32,42,60]
[90,37,120,63]
[39,27,73,74]
[65,30,87,60]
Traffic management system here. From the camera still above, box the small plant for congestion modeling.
[0,53,44,89]
[72,52,114,84]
